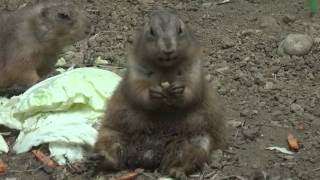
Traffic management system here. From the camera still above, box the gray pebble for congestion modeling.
[221,37,235,49]
[240,109,250,117]
[264,81,274,90]
[242,128,260,141]
[278,34,313,56]
[227,120,242,128]
[260,16,279,29]
[290,103,304,115]
[282,14,296,24]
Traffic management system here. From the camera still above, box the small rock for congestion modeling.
[260,16,279,29]
[205,74,212,81]
[227,120,242,128]
[271,110,282,117]
[221,37,235,49]
[265,81,274,90]
[116,35,123,40]
[244,56,250,62]
[242,128,260,141]
[278,34,313,56]
[94,56,110,66]
[290,103,304,115]
[240,109,250,117]
[216,66,229,73]
[241,29,260,37]
[55,57,67,67]
[282,14,296,24]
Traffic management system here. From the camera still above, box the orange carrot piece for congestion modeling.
[0,160,7,173]
[32,150,58,168]
[287,133,299,151]
[118,172,139,180]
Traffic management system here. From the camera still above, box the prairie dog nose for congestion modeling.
[159,36,176,56]
[162,48,175,55]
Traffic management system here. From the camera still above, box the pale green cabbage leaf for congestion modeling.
[0,67,121,164]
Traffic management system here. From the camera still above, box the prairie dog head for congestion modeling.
[134,10,200,67]
[32,1,91,45]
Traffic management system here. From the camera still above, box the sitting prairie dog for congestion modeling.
[94,10,226,179]
[0,0,90,90]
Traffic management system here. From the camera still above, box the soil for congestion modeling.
[1,0,320,180]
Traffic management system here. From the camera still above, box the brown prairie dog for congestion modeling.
[94,10,226,179]
[0,0,90,89]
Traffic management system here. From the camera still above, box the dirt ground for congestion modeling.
[1,0,320,179]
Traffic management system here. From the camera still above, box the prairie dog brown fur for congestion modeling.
[94,10,226,179]
[0,0,90,89]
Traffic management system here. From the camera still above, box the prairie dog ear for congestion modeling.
[179,19,185,29]
[178,19,186,35]
[143,18,151,33]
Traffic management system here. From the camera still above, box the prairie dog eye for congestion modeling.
[149,27,155,37]
[178,25,183,35]
[178,20,185,35]
[58,13,71,20]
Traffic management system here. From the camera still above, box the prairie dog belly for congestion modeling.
[120,136,163,169]
[121,128,178,170]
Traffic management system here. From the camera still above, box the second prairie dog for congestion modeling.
[0,0,90,89]
[94,10,226,179]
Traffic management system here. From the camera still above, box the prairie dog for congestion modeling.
[0,0,90,89]
[94,10,226,179]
